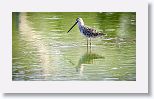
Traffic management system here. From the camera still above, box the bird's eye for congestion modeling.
[76,19,79,21]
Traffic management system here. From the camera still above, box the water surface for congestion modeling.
[12,12,136,81]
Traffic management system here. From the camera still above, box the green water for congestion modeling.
[12,12,136,81]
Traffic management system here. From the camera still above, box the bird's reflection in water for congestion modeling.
[76,46,105,76]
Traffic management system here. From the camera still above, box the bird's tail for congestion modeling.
[99,32,107,36]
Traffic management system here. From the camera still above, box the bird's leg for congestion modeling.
[87,38,88,52]
[87,38,88,47]
[90,38,91,46]
[90,38,91,53]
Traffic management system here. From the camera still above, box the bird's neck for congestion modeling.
[77,21,84,27]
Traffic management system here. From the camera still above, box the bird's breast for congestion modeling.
[78,26,84,33]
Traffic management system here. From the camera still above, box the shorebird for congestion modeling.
[67,17,106,46]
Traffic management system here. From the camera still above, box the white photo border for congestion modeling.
[0,0,148,93]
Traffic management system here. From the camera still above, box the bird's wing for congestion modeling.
[84,26,106,36]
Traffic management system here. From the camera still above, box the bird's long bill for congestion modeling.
[67,21,78,33]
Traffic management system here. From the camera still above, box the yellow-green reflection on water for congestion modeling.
[12,12,136,81]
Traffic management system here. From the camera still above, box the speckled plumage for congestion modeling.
[67,17,105,38]
[80,25,105,38]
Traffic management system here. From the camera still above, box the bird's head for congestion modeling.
[67,17,84,33]
[76,17,84,26]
